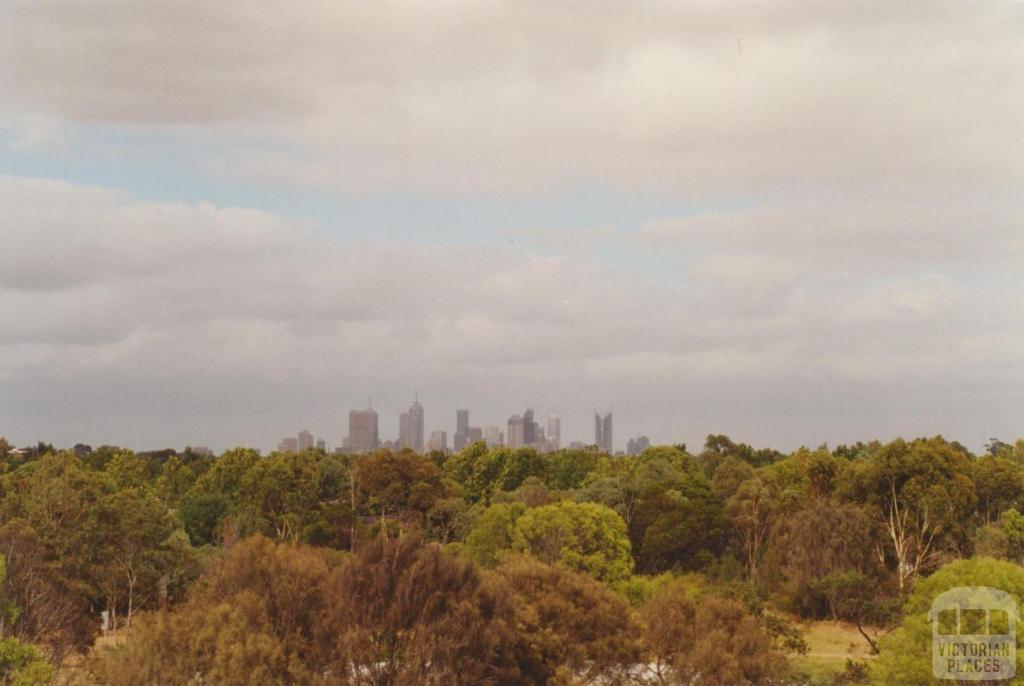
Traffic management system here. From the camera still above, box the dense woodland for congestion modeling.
[1,434,1024,685]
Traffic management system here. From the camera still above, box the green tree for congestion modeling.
[725,474,780,580]
[871,557,1024,685]
[466,502,526,568]
[105,450,150,491]
[154,456,195,509]
[513,501,633,584]
[841,437,977,592]
[91,489,194,627]
[237,452,321,541]
[973,455,1024,525]
[0,637,53,686]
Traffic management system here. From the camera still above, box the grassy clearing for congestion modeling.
[787,619,882,685]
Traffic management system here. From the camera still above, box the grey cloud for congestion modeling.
[2,2,1021,197]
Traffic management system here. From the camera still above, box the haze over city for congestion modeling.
[2,2,1022,453]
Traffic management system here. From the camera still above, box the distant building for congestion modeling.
[594,412,613,453]
[483,425,503,447]
[507,414,525,448]
[453,409,471,451]
[547,415,561,450]
[468,426,483,443]
[347,406,380,453]
[569,441,588,449]
[523,409,537,445]
[428,430,448,452]
[278,436,299,453]
[316,438,326,452]
[298,429,314,452]
[627,435,650,456]
[399,398,425,452]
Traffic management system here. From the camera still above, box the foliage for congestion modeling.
[871,557,1024,685]
[513,501,634,584]
[639,578,786,685]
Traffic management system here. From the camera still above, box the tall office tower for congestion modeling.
[428,430,448,453]
[347,406,380,453]
[507,414,525,448]
[316,438,326,452]
[278,436,299,453]
[595,412,613,453]
[453,409,471,451]
[400,398,425,452]
[483,425,503,447]
[523,409,537,445]
[627,435,651,456]
[298,429,314,452]
[547,415,561,449]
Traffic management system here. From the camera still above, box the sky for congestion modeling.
[1,1,1022,454]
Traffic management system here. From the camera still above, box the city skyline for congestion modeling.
[1,4,1020,455]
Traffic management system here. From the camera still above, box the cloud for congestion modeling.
[1,175,1021,451]
[1,3,1022,451]
[1,1,1021,197]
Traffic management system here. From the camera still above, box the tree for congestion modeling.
[0,637,53,686]
[0,553,56,685]
[763,500,883,619]
[317,535,529,685]
[841,437,977,592]
[513,501,634,584]
[154,456,195,509]
[871,557,1024,685]
[105,450,150,491]
[973,455,1024,525]
[724,473,780,580]
[545,448,599,491]
[488,555,641,685]
[465,502,526,568]
[93,536,334,686]
[90,489,194,628]
[357,449,444,532]
[639,579,785,685]
[634,470,725,573]
[0,522,94,661]
[237,452,321,541]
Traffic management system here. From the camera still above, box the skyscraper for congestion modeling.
[347,406,379,453]
[627,435,650,456]
[298,429,314,451]
[454,409,471,451]
[483,425,503,447]
[595,412,613,453]
[278,436,298,453]
[400,398,425,452]
[523,408,537,445]
[428,430,447,452]
[547,415,561,450]
[507,414,525,448]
